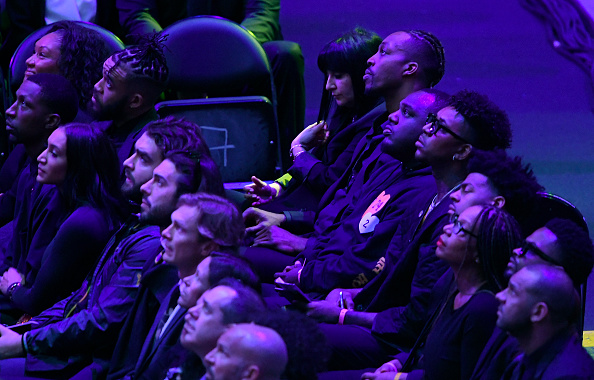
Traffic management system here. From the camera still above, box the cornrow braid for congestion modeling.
[474,206,522,291]
[110,33,169,85]
[408,30,446,87]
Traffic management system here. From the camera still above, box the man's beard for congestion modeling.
[140,201,176,228]
[122,184,142,208]
[92,95,129,122]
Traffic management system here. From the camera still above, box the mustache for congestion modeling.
[124,168,134,181]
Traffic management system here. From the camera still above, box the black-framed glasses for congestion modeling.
[426,113,472,144]
[449,213,478,238]
[517,240,562,267]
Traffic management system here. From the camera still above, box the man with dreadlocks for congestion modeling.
[244,30,447,281]
[91,34,169,166]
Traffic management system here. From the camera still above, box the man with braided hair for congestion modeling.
[244,31,447,281]
[92,34,169,166]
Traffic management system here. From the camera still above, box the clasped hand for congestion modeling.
[306,288,355,323]
[0,268,24,295]
[0,325,24,358]
[293,121,330,150]
[361,359,405,380]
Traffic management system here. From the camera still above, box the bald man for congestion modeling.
[496,264,594,379]
[471,218,594,380]
[203,323,288,380]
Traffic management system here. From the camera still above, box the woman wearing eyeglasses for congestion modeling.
[362,204,521,380]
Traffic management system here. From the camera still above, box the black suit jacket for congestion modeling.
[106,258,179,380]
[133,289,190,380]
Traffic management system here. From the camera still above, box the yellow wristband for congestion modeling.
[338,308,348,325]
[394,373,403,380]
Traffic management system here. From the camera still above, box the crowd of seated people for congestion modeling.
[0,16,593,380]
[1,1,305,171]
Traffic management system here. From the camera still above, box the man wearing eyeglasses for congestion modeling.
[470,218,594,380]
[304,90,513,372]
[505,219,593,285]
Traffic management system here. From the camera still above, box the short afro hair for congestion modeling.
[467,149,543,222]
[27,73,78,123]
[545,218,594,286]
[422,88,451,114]
[449,90,512,151]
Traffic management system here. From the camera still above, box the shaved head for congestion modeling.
[204,323,288,380]
[522,264,580,324]
[233,324,288,378]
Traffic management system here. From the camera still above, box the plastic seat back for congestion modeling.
[158,16,282,180]
[156,96,278,182]
[161,16,273,99]
[523,192,589,235]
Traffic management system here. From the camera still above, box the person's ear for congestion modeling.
[203,241,220,257]
[453,144,472,161]
[129,93,144,109]
[530,302,549,323]
[45,114,61,130]
[242,365,260,380]
[402,62,419,77]
[492,196,506,209]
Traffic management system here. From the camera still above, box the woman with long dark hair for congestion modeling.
[24,21,111,117]
[245,27,383,213]
[0,123,127,318]
[362,205,522,380]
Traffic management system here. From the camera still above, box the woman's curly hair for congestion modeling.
[47,21,111,110]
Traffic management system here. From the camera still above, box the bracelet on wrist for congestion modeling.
[292,150,305,161]
[21,334,27,354]
[7,281,21,301]
[289,144,306,160]
[338,308,348,325]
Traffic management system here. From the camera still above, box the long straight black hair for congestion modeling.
[59,123,127,228]
[317,27,382,121]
